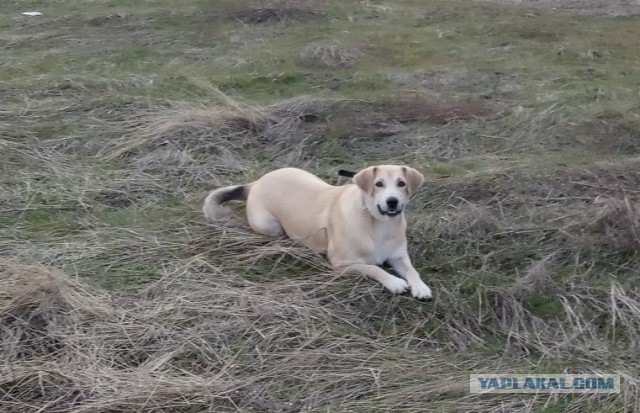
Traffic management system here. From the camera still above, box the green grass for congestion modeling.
[524,293,565,319]
[22,209,83,234]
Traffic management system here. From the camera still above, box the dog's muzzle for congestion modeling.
[377,205,402,217]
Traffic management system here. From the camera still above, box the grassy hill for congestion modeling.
[1,0,639,411]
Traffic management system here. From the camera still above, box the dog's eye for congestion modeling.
[398,181,406,187]
[375,181,384,188]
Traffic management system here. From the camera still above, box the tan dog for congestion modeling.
[203,165,432,299]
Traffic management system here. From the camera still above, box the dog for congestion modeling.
[203,165,432,299]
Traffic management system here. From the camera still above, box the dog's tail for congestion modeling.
[202,184,248,221]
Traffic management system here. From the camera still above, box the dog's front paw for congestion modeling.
[384,277,409,295]
[410,281,432,300]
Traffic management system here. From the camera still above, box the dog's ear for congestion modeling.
[354,166,376,194]
[403,166,425,196]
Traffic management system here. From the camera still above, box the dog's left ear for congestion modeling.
[403,166,425,196]
[354,166,376,194]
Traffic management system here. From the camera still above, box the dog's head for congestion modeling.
[353,165,424,220]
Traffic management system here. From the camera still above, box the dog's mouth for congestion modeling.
[377,205,402,217]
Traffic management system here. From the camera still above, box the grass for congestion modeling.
[1,0,640,411]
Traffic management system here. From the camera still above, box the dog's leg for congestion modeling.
[247,206,285,237]
[338,263,409,295]
[387,255,432,299]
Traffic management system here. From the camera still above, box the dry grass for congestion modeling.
[478,0,640,15]
[3,90,640,410]
[100,95,341,163]
[233,8,324,24]
[298,44,365,68]
[590,195,640,251]
[507,256,556,300]
[3,231,639,412]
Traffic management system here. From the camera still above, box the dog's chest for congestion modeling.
[365,223,404,265]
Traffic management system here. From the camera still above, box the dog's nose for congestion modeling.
[386,197,399,210]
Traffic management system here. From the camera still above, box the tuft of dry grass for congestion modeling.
[590,195,640,251]
[100,104,270,159]
[99,95,342,165]
[298,44,365,68]
[435,199,505,239]
[507,255,556,300]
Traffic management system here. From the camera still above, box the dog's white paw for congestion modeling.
[410,281,432,300]
[384,277,409,294]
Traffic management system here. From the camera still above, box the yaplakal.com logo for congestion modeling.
[470,374,620,394]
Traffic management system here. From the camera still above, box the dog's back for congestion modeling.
[247,168,341,250]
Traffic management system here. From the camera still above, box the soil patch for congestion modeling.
[232,7,323,24]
